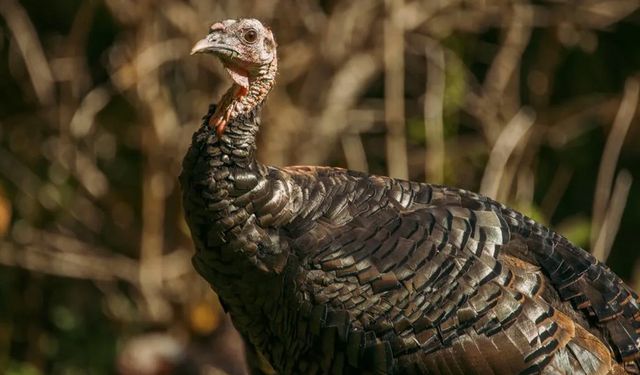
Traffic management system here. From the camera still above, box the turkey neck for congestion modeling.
[193,58,280,275]
[183,59,307,364]
[215,102,261,164]
[214,57,277,154]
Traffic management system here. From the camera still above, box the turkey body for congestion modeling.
[180,105,640,375]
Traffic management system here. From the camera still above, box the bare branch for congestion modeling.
[480,108,536,199]
[0,241,139,284]
[0,0,55,106]
[69,86,113,138]
[479,3,533,142]
[593,170,633,263]
[591,77,639,250]
[384,0,408,179]
[0,145,106,232]
[0,231,193,290]
[424,38,446,184]
[295,52,380,165]
[341,132,369,173]
[541,166,574,220]
[483,4,533,103]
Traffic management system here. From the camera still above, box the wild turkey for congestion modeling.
[181,18,640,374]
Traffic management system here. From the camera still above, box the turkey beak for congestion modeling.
[191,37,216,55]
[192,23,229,55]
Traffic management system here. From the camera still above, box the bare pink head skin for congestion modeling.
[191,18,277,137]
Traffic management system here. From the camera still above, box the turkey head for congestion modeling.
[191,18,277,136]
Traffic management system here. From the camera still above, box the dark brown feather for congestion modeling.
[182,26,640,373]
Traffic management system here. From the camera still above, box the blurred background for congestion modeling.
[0,0,639,374]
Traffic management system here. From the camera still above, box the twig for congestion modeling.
[384,0,408,179]
[0,0,55,106]
[483,4,532,103]
[0,232,193,289]
[545,96,617,148]
[110,39,189,92]
[424,38,446,184]
[341,132,369,173]
[591,77,639,250]
[323,0,380,64]
[592,170,633,263]
[515,165,535,207]
[140,160,170,321]
[478,3,533,142]
[0,145,106,232]
[0,241,139,284]
[138,23,182,322]
[69,86,113,138]
[298,52,380,165]
[576,1,640,29]
[541,165,574,220]
[479,108,536,199]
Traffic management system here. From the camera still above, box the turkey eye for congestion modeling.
[243,29,258,43]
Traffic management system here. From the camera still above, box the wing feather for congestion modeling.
[282,167,639,373]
